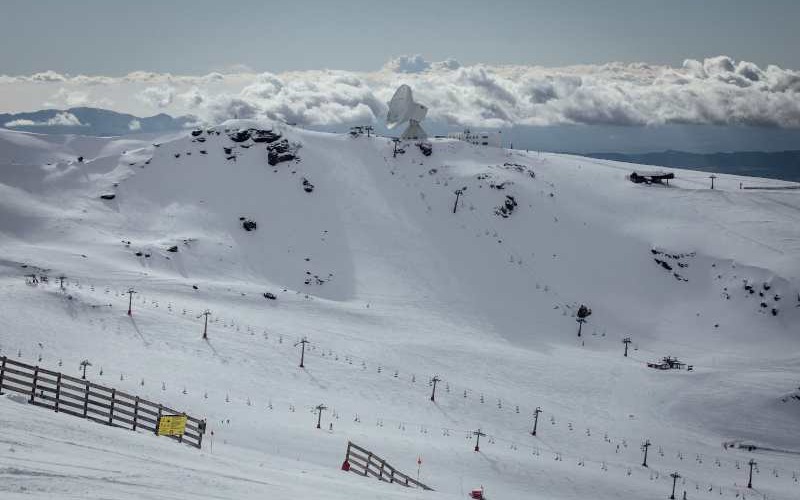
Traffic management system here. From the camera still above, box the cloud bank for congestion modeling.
[1,55,799,129]
[4,111,85,128]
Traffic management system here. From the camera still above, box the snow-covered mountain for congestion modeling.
[0,107,196,136]
[1,123,799,500]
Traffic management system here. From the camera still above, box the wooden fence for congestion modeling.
[0,356,204,449]
[344,441,433,491]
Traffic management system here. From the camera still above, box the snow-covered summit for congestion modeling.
[1,124,798,499]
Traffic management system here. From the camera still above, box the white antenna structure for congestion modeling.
[386,84,428,140]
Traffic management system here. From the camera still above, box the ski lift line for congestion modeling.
[25,281,800,480]
[3,338,736,474]
[26,345,796,484]
[11,346,800,487]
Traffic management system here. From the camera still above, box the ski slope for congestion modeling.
[0,124,799,499]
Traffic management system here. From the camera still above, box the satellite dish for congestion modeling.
[386,84,428,140]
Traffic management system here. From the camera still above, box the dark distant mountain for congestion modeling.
[585,150,800,182]
[0,107,197,136]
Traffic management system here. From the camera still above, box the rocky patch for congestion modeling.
[494,195,518,218]
[651,248,693,282]
[239,217,257,231]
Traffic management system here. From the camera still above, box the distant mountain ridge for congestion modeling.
[0,107,197,136]
[585,150,800,182]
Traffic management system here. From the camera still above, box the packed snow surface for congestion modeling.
[0,123,799,499]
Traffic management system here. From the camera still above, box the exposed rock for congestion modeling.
[577,304,592,319]
[418,142,432,156]
[100,194,116,200]
[229,129,252,142]
[167,245,178,253]
[268,150,295,166]
[191,130,203,137]
[242,219,257,231]
[494,195,518,218]
[302,177,315,193]
[267,138,290,154]
[263,292,277,300]
[252,130,281,143]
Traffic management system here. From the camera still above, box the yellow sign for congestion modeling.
[157,414,187,436]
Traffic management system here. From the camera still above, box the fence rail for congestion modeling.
[0,356,204,449]
[344,441,433,491]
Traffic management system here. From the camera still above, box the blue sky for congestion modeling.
[2,0,799,75]
[1,1,799,152]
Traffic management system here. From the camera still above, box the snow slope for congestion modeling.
[0,124,799,499]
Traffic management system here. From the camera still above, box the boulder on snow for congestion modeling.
[242,219,257,231]
[100,194,116,200]
[268,150,295,166]
[302,177,315,193]
[252,130,281,143]
[167,245,178,253]
[266,138,297,165]
[191,130,203,137]
[263,292,277,300]
[267,138,290,153]
[494,195,518,218]
[418,142,432,156]
[228,129,252,142]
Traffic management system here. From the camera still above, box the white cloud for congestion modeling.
[383,55,461,74]
[41,87,113,109]
[47,111,83,126]
[384,54,432,73]
[5,112,85,127]
[2,55,799,129]
[4,119,36,127]
[29,70,67,82]
[45,88,89,107]
[138,85,175,108]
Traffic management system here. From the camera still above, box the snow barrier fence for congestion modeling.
[0,356,205,449]
[343,441,433,491]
